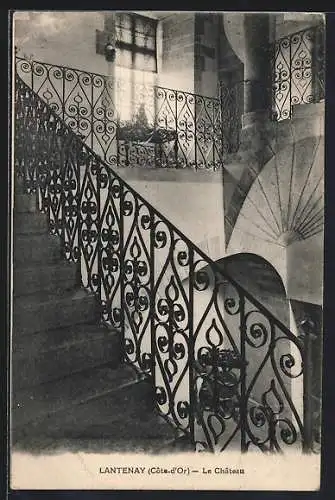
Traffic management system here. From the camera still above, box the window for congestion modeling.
[114,13,158,122]
[115,12,157,72]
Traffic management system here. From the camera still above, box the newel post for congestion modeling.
[300,317,317,453]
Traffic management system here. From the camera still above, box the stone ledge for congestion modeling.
[115,165,223,184]
[291,100,325,120]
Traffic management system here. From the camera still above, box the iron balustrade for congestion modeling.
[271,24,325,121]
[218,79,269,154]
[218,81,244,155]
[217,23,325,136]
[15,55,225,171]
[14,73,317,453]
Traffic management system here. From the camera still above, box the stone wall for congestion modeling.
[194,13,220,98]
[226,102,324,305]
[116,167,226,262]
[287,234,324,306]
[159,13,195,93]
[14,11,107,75]
[274,12,324,40]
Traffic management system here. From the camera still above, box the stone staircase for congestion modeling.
[12,181,190,454]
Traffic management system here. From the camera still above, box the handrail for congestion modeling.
[14,72,313,453]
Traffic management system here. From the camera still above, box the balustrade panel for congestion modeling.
[78,155,100,293]
[91,75,118,166]
[192,259,242,453]
[122,188,153,373]
[99,169,123,328]
[242,299,304,453]
[272,24,325,121]
[152,218,192,432]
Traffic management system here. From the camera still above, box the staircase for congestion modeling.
[12,68,316,455]
[12,181,190,454]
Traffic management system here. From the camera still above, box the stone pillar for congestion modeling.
[234,14,272,173]
[243,14,270,116]
[224,15,273,247]
[104,13,118,165]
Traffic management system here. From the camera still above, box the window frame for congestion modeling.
[115,12,158,73]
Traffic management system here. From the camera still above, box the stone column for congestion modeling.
[243,14,270,116]
[237,14,272,164]
[223,15,273,247]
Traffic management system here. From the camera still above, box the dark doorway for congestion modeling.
[217,252,289,327]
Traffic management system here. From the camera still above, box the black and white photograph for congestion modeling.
[10,10,325,490]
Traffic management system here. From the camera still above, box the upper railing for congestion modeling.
[215,24,325,152]
[270,24,325,121]
[15,54,228,171]
[14,72,318,453]
[15,22,325,175]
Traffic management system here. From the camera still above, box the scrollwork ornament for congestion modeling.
[177,249,189,267]
[249,405,268,428]
[157,334,169,353]
[194,267,210,291]
[140,352,152,372]
[279,352,303,379]
[155,386,167,406]
[247,322,269,348]
[177,401,189,419]
[173,341,186,360]
[173,303,186,323]
[154,228,168,249]
[124,338,135,355]
[123,199,134,217]
[197,346,213,371]
[157,298,169,317]
[277,418,298,446]
[140,212,151,230]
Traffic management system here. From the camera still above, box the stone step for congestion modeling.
[12,364,148,431]
[13,432,193,455]
[13,289,99,336]
[14,233,62,266]
[14,211,49,235]
[12,323,121,390]
[14,175,26,194]
[14,192,37,213]
[13,260,78,296]
[12,322,109,357]
[12,371,181,454]
[162,434,194,453]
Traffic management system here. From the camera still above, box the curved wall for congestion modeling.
[226,102,324,304]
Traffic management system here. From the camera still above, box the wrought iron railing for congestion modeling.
[218,80,244,155]
[14,73,317,453]
[218,79,268,154]
[271,24,325,121]
[15,54,225,171]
